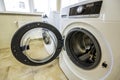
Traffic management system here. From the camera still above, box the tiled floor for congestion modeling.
[0,47,67,80]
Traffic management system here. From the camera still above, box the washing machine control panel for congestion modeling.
[69,1,102,18]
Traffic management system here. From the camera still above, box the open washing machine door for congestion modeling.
[11,22,63,66]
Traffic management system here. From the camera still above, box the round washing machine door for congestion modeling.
[11,22,63,66]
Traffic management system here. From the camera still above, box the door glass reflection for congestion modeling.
[20,28,57,63]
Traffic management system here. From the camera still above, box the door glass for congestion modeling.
[20,28,57,63]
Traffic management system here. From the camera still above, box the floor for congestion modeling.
[0,40,68,80]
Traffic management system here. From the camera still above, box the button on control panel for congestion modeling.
[77,6,83,14]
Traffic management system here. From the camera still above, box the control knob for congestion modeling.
[77,6,83,14]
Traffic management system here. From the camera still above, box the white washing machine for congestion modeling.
[59,0,120,80]
[11,0,120,80]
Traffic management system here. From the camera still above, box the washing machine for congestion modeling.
[59,0,120,80]
[11,0,120,80]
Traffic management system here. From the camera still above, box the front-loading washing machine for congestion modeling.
[59,0,120,80]
[11,0,120,80]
